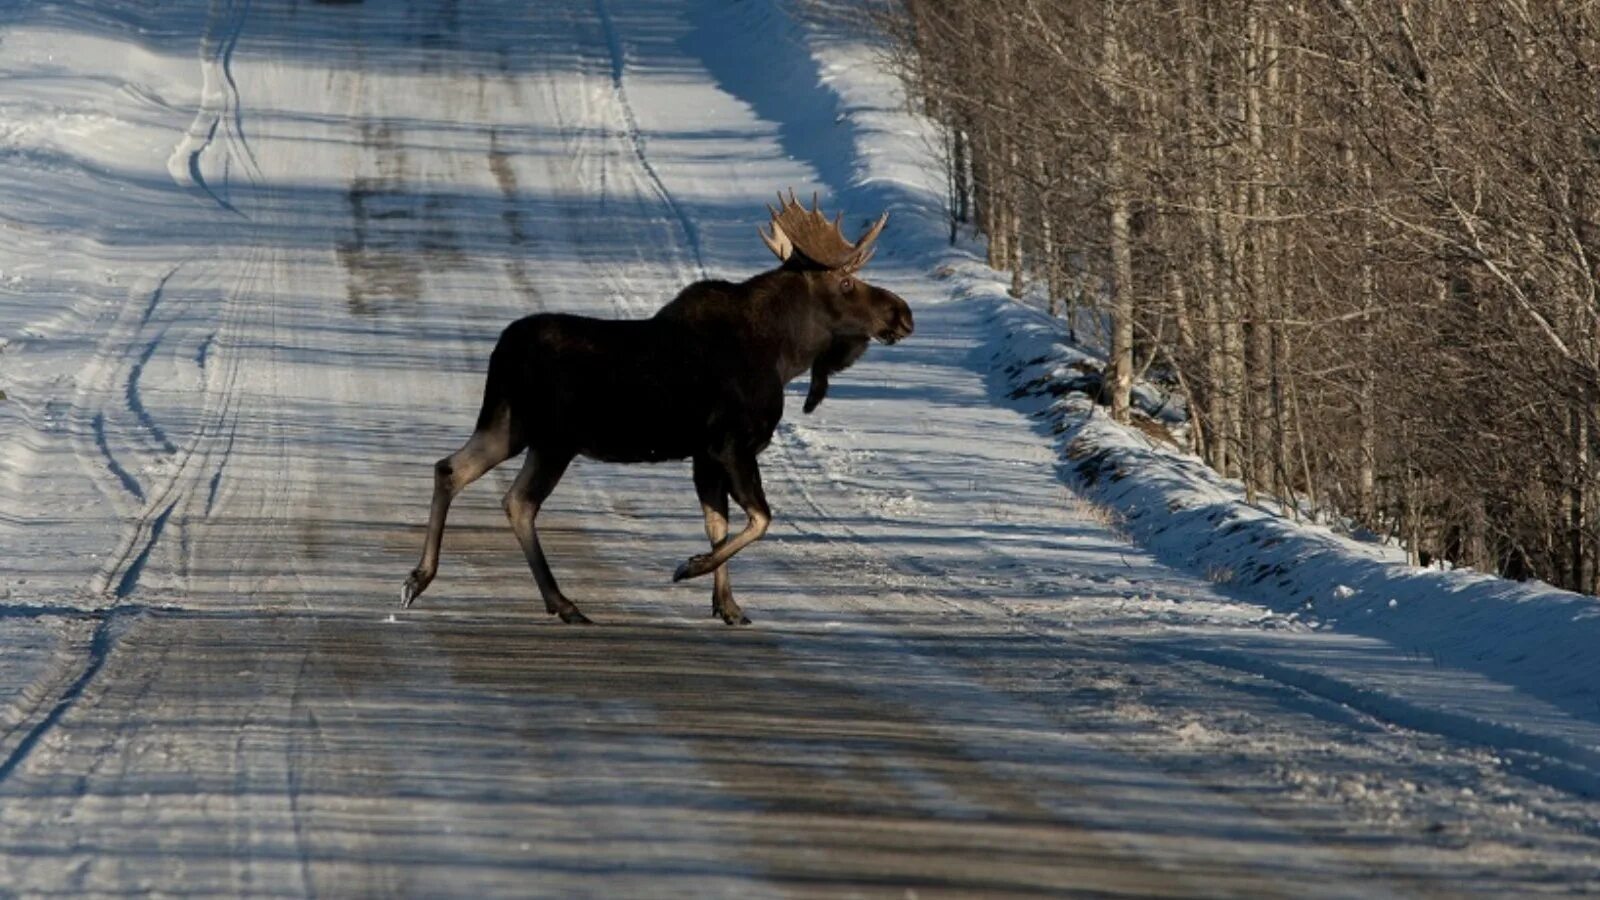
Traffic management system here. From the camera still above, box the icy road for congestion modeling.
[0,0,1598,894]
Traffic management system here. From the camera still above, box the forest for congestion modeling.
[882,1,1600,594]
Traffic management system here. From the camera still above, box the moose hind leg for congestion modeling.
[402,424,516,607]
[673,450,770,600]
[504,449,589,624]
[692,455,747,625]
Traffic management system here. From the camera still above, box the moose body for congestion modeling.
[488,310,775,466]
[401,193,912,624]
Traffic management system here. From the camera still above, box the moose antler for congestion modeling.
[759,189,887,272]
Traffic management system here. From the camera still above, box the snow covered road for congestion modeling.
[0,0,1598,893]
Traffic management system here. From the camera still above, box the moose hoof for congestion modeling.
[557,605,593,625]
[400,570,429,608]
[674,555,712,582]
[712,601,750,625]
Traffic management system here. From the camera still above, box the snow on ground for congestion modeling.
[0,0,1596,893]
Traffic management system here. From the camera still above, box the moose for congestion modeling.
[400,191,913,625]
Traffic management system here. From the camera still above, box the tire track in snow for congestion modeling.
[284,651,319,899]
[71,266,182,511]
[218,0,260,178]
[0,608,134,788]
[94,250,260,598]
[92,0,269,597]
[31,257,257,790]
[126,332,181,458]
[767,423,984,623]
[112,501,178,599]
[91,413,144,502]
[167,0,258,214]
[122,267,187,459]
[593,0,706,280]
[488,128,542,306]
[78,227,261,598]
[34,241,243,795]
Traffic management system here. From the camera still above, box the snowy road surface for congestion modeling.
[0,0,1598,894]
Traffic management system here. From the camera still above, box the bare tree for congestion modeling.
[880,0,1600,593]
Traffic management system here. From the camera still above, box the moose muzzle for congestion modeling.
[876,289,914,345]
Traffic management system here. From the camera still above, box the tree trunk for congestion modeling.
[954,126,970,228]
[1040,156,1061,316]
[1244,1,1274,495]
[1009,145,1025,298]
[1103,3,1134,423]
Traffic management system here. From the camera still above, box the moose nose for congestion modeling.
[888,306,914,343]
[875,290,913,344]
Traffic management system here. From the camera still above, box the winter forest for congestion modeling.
[883,1,1600,595]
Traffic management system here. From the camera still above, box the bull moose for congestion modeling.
[400,191,913,625]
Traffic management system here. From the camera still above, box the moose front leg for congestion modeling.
[691,454,746,625]
[673,451,769,617]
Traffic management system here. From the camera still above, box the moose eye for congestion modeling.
[839,277,854,292]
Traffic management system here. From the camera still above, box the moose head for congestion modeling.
[759,190,914,347]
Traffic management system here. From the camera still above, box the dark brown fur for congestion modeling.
[401,263,912,625]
